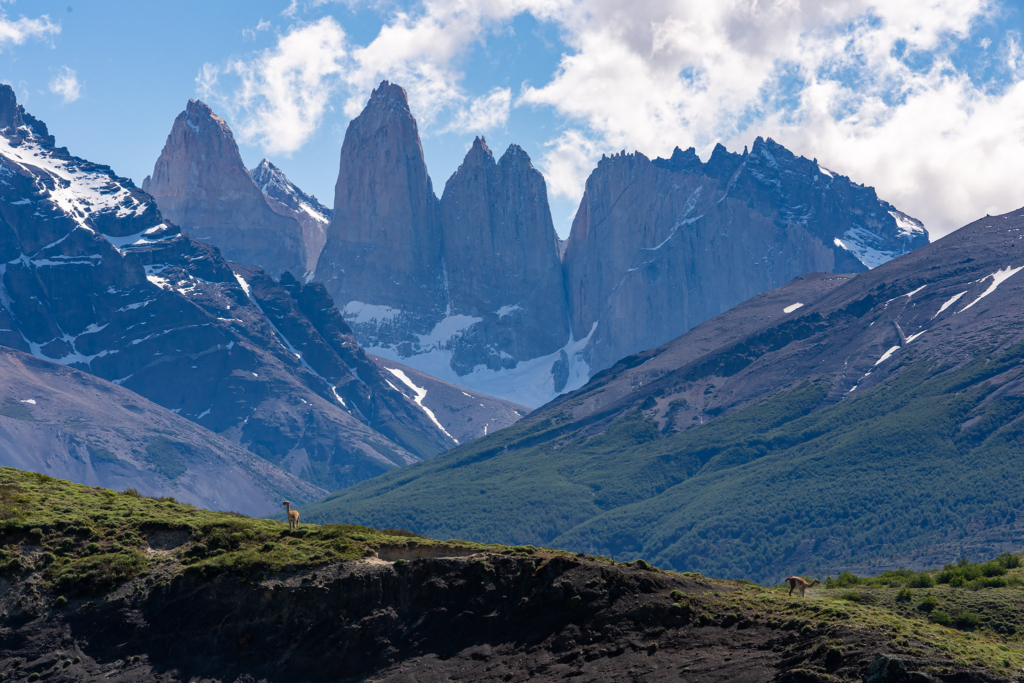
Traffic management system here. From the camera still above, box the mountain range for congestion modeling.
[304,205,1024,582]
[0,85,522,503]
[149,81,927,407]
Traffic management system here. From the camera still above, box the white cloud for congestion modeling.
[48,66,80,103]
[242,19,272,40]
[206,16,348,154]
[442,87,511,133]
[0,11,59,51]
[201,1,1024,237]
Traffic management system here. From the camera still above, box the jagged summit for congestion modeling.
[143,99,307,276]
[369,79,413,113]
[249,159,331,272]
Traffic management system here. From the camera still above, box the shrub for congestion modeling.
[122,488,141,498]
[997,552,1022,569]
[826,572,861,589]
[569,595,582,608]
[670,589,684,602]
[953,612,980,630]
[929,610,952,627]
[948,575,966,588]
[895,588,913,602]
[980,561,1007,578]
[917,596,937,613]
[907,573,935,588]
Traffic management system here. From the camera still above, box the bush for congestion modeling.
[929,610,952,627]
[907,573,935,588]
[997,552,1021,569]
[895,588,913,602]
[953,612,980,630]
[670,589,684,602]
[980,561,1008,578]
[917,596,937,613]
[122,488,141,498]
[826,571,861,589]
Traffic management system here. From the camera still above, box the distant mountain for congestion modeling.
[0,84,481,494]
[312,81,927,407]
[565,141,929,372]
[0,346,323,515]
[303,206,1024,582]
[249,159,330,275]
[142,100,307,277]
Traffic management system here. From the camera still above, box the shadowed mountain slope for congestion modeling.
[303,206,1024,582]
[0,346,323,514]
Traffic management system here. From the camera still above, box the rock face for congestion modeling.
[249,159,330,274]
[314,83,926,407]
[563,139,930,372]
[0,85,472,494]
[0,347,324,514]
[440,137,570,374]
[142,100,307,277]
[316,83,577,406]
[316,81,447,342]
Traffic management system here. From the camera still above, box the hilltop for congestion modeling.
[0,468,1021,681]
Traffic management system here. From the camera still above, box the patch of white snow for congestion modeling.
[385,367,458,444]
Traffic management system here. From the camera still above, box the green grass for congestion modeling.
[0,467,506,596]
[4,467,1024,678]
[303,340,1024,583]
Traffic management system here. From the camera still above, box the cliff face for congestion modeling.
[440,138,569,374]
[564,138,929,372]
[314,81,446,344]
[249,159,330,274]
[142,100,306,277]
[313,83,926,407]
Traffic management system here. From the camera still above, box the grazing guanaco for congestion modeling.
[283,501,299,531]
[785,576,820,597]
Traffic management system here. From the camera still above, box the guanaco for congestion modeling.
[785,576,820,597]
[283,501,300,531]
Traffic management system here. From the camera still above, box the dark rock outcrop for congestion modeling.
[142,100,306,277]
[249,159,330,273]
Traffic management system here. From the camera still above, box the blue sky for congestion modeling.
[2,0,1023,238]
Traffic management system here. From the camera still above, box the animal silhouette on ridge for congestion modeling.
[283,501,300,531]
[786,576,820,597]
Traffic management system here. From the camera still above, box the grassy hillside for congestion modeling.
[302,339,1024,582]
[3,468,1024,681]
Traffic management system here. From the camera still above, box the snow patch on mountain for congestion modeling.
[837,227,905,269]
[959,265,1024,312]
[367,323,596,408]
[385,367,458,443]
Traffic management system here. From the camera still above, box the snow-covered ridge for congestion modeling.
[0,132,153,234]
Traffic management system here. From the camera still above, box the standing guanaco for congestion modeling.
[283,501,300,531]
[785,576,820,597]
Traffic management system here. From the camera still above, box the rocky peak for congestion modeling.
[703,142,744,180]
[651,146,702,174]
[143,100,307,277]
[249,159,331,272]
[314,79,446,341]
[440,141,569,375]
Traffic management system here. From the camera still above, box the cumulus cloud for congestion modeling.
[202,16,348,154]
[0,11,59,51]
[202,0,1024,236]
[442,87,511,133]
[48,66,80,103]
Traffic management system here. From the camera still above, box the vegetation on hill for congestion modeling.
[303,340,1024,582]
[3,469,1024,680]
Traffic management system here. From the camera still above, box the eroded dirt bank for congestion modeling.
[0,549,1007,682]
